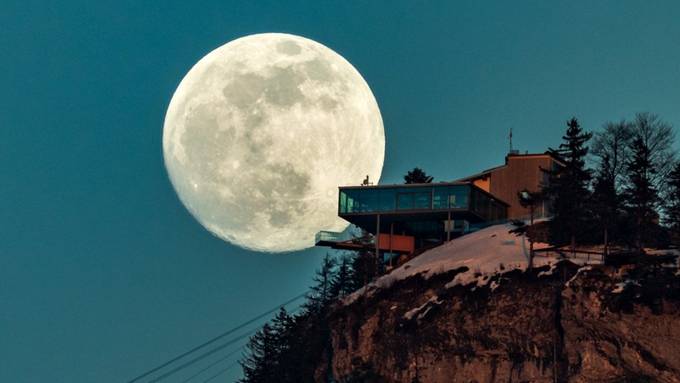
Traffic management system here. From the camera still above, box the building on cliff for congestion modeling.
[316,151,563,261]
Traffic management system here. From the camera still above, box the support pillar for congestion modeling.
[446,210,451,242]
[375,214,380,276]
[389,222,394,267]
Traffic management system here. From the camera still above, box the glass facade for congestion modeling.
[339,183,506,220]
[469,187,505,221]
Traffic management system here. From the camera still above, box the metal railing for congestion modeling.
[533,247,605,265]
[315,230,357,244]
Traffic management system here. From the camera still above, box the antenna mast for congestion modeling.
[509,128,513,153]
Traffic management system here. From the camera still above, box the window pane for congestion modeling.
[450,186,469,208]
[339,191,347,213]
[378,189,396,211]
[397,193,414,210]
[414,192,431,209]
[346,190,358,212]
[433,187,448,209]
[362,189,378,212]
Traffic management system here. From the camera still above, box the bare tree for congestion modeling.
[630,112,676,192]
[591,120,634,190]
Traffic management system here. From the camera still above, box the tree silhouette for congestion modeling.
[542,117,592,248]
[625,136,659,250]
[591,155,619,255]
[404,167,433,184]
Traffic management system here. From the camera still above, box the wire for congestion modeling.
[182,301,307,383]
[148,329,251,382]
[202,361,240,383]
[127,291,307,383]
[179,338,249,383]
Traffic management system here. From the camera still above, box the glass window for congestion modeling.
[378,189,396,211]
[397,193,414,210]
[346,189,358,213]
[339,191,347,213]
[361,189,378,212]
[433,187,449,209]
[414,192,431,209]
[450,186,469,209]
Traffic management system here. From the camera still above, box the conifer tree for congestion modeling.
[268,308,296,383]
[625,136,659,250]
[404,167,433,184]
[591,153,618,254]
[304,253,337,315]
[542,117,593,248]
[330,255,355,298]
[240,323,279,383]
[349,250,377,289]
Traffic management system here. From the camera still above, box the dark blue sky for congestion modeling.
[3,1,680,382]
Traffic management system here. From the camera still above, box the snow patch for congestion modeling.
[611,283,625,294]
[565,265,592,287]
[403,296,442,320]
[489,280,500,291]
[537,262,557,278]
[612,279,641,294]
[344,223,556,305]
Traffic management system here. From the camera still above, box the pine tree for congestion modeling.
[591,153,619,254]
[349,250,377,290]
[542,117,593,248]
[241,253,348,383]
[240,323,279,383]
[269,308,296,383]
[330,255,355,298]
[404,167,433,184]
[625,136,659,250]
[304,253,337,315]
[667,162,680,243]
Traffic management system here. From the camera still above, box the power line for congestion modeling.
[127,291,308,383]
[202,361,240,383]
[149,331,253,382]
[179,337,249,383]
[181,301,307,383]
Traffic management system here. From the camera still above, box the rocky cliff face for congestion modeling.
[324,259,680,382]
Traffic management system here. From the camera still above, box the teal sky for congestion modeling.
[3,1,680,382]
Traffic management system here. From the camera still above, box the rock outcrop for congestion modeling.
[325,259,680,382]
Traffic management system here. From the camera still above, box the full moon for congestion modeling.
[163,33,385,252]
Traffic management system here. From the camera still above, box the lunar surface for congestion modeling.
[163,33,385,252]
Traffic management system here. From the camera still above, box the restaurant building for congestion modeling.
[316,151,562,260]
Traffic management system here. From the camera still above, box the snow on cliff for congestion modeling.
[345,223,555,304]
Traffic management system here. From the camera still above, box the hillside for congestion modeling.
[324,224,680,382]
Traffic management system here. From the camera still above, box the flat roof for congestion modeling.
[338,181,471,190]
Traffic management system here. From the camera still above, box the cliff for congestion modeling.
[323,226,680,382]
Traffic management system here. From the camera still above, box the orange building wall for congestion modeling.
[377,233,415,253]
[486,155,555,219]
[473,178,490,192]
